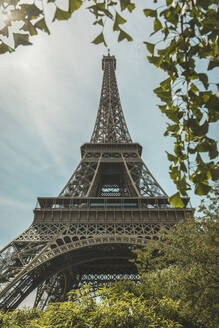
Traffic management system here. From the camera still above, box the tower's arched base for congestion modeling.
[34,243,139,309]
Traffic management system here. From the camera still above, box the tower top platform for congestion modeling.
[102,54,116,70]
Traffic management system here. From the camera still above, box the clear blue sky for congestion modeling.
[0,2,218,249]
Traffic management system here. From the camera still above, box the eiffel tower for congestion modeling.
[0,54,192,310]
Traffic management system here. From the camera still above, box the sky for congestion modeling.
[0,1,218,251]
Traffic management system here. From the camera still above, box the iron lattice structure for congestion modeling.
[0,55,192,310]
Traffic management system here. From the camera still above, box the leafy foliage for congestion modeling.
[0,1,134,53]
[0,0,218,204]
[134,184,219,327]
[142,0,219,204]
[0,0,83,52]
[0,285,182,328]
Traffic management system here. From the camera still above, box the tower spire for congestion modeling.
[90,54,132,143]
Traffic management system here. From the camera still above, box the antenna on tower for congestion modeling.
[107,48,110,56]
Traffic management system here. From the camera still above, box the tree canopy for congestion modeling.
[134,184,219,327]
[0,0,218,205]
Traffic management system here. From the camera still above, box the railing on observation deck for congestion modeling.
[35,197,192,210]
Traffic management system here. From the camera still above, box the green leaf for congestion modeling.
[210,165,219,181]
[206,95,219,114]
[159,105,166,113]
[188,82,198,94]
[154,18,162,32]
[53,7,71,21]
[180,161,187,173]
[166,110,180,122]
[0,26,9,37]
[108,1,118,6]
[200,91,211,103]
[120,0,128,11]
[195,153,204,166]
[89,2,105,11]
[113,12,127,31]
[174,143,186,160]
[154,87,172,103]
[208,56,219,70]
[0,42,12,54]
[144,42,154,54]
[169,192,184,207]
[162,6,179,26]
[169,164,181,180]
[92,32,107,46]
[20,21,37,36]
[69,0,82,14]
[120,0,135,12]
[196,137,218,159]
[20,4,42,19]
[198,73,209,89]
[102,9,113,19]
[13,33,32,48]
[143,8,157,18]
[160,77,171,90]
[118,29,133,42]
[147,56,162,67]
[8,47,15,53]
[166,152,178,163]
[209,143,218,159]
[34,18,50,35]
[127,3,135,12]
[93,19,104,26]
[177,176,189,195]
[195,182,211,196]
[188,118,208,137]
